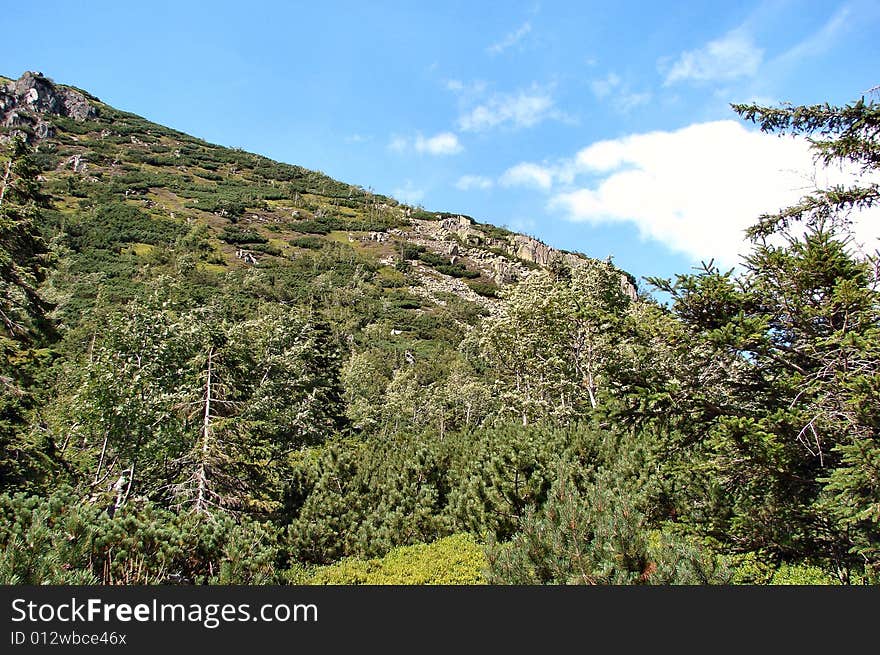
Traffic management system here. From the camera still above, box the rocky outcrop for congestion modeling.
[430,214,589,268]
[407,262,500,312]
[1,71,97,143]
[511,234,552,265]
[405,215,638,298]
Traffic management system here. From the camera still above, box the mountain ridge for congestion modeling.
[1,70,636,310]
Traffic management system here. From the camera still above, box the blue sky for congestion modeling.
[3,0,879,285]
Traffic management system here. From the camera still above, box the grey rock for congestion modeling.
[407,214,638,300]
[0,71,97,143]
[34,121,55,139]
[66,154,88,173]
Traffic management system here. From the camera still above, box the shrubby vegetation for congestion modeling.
[399,243,481,278]
[1,91,877,586]
[0,487,282,584]
[306,534,486,585]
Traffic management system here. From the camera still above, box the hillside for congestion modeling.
[1,71,635,323]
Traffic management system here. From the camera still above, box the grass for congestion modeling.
[124,242,155,256]
[326,230,354,244]
[197,263,228,274]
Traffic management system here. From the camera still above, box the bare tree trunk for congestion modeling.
[117,463,134,511]
[109,462,133,516]
[195,346,214,514]
[0,159,11,208]
[93,432,109,485]
[586,370,598,409]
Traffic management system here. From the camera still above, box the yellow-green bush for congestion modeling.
[769,563,841,586]
[728,552,845,585]
[308,534,486,585]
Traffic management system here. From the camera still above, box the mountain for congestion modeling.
[0,70,636,322]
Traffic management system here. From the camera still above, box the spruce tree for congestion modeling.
[0,137,56,492]
[638,95,880,582]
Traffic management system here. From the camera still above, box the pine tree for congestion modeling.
[0,137,56,492]
[485,465,724,584]
[732,97,880,240]
[636,95,880,581]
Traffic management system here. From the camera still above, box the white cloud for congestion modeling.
[458,88,559,132]
[617,91,652,112]
[664,29,763,85]
[388,135,408,152]
[500,163,554,190]
[392,181,425,205]
[415,132,463,155]
[487,21,532,55]
[590,73,621,99]
[547,120,879,265]
[590,72,651,113]
[345,134,370,144]
[389,132,463,156]
[456,175,494,191]
[445,79,488,98]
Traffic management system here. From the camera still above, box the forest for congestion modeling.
[1,73,878,585]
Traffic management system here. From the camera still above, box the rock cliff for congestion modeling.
[1,71,97,143]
